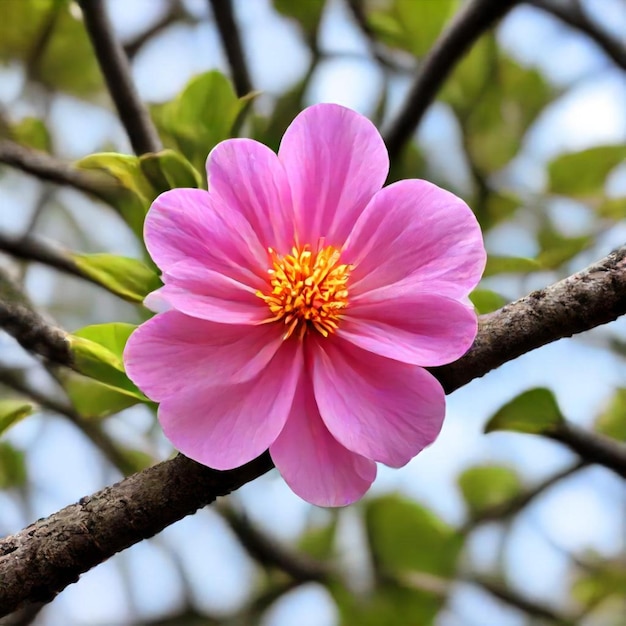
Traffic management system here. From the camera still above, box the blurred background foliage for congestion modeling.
[0,0,625,624]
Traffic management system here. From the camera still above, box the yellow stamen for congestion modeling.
[256,244,351,340]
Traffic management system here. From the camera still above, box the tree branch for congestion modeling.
[549,422,626,479]
[433,244,626,393]
[207,0,253,97]
[77,0,162,155]
[0,232,101,287]
[0,140,114,200]
[383,0,520,161]
[526,0,626,71]
[1,244,625,614]
[0,453,273,615]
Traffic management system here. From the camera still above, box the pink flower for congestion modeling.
[124,103,486,507]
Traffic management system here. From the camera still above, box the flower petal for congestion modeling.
[339,293,478,366]
[270,374,376,507]
[278,103,389,246]
[144,188,267,284]
[157,339,302,470]
[156,260,267,324]
[207,139,294,253]
[312,338,445,468]
[124,311,283,402]
[344,179,486,299]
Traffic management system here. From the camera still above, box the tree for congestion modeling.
[1,0,625,624]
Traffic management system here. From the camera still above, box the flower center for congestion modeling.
[257,244,351,340]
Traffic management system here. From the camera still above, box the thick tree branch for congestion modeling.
[208,0,253,97]
[77,0,162,155]
[1,244,625,614]
[433,244,626,393]
[383,0,520,161]
[0,453,273,614]
[0,140,114,200]
[526,0,626,71]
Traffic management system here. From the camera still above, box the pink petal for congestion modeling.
[124,311,283,402]
[157,339,302,470]
[207,139,294,254]
[144,188,267,284]
[344,180,486,299]
[157,260,267,324]
[312,338,445,468]
[270,375,376,507]
[278,103,389,246]
[338,293,477,366]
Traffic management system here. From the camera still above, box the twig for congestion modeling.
[461,461,586,533]
[549,422,626,479]
[526,0,626,71]
[0,232,100,287]
[1,244,626,613]
[207,0,253,97]
[0,366,140,476]
[468,574,576,625]
[218,504,329,582]
[383,0,520,161]
[77,0,162,155]
[0,140,114,200]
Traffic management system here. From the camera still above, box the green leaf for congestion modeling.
[59,371,146,419]
[68,323,146,400]
[3,117,52,151]
[458,465,522,515]
[485,388,564,434]
[469,289,507,314]
[365,495,463,578]
[0,0,102,97]
[474,192,521,231]
[0,442,27,489]
[597,196,626,220]
[594,388,626,442]
[139,150,202,195]
[71,253,161,302]
[298,516,338,560]
[571,559,626,609]
[447,51,555,172]
[334,579,443,626]
[153,71,248,173]
[74,153,156,238]
[537,228,592,269]
[483,255,541,277]
[0,399,35,437]
[273,0,326,45]
[365,0,458,57]
[548,145,626,199]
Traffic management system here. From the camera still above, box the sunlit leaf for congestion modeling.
[2,117,51,151]
[74,153,156,238]
[485,388,564,434]
[139,150,202,195]
[365,0,458,57]
[365,494,463,578]
[153,71,248,173]
[68,323,146,400]
[548,145,626,199]
[71,253,161,302]
[458,465,522,515]
[571,558,626,610]
[0,0,102,97]
[597,196,626,220]
[0,399,35,437]
[59,370,146,419]
[0,442,27,489]
[483,255,541,277]
[273,0,326,45]
[469,289,507,314]
[594,388,626,442]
